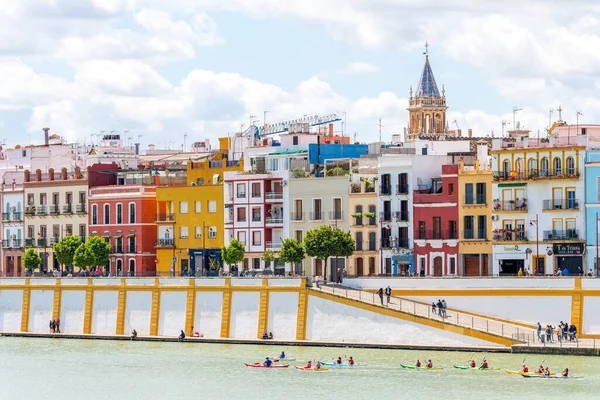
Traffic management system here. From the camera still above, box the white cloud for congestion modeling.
[340,62,379,75]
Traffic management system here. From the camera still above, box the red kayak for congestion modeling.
[244,363,289,369]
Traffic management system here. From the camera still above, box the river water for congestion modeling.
[0,338,598,399]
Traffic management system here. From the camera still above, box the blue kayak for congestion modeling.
[321,362,362,367]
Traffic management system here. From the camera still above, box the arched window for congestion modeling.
[553,157,562,176]
[116,259,123,275]
[368,232,376,251]
[103,204,110,224]
[566,157,575,175]
[502,160,511,179]
[515,158,523,174]
[129,203,136,224]
[355,232,363,251]
[528,158,538,177]
[540,158,549,176]
[129,259,135,277]
[116,203,123,224]
[92,205,98,225]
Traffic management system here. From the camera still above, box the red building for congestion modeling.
[88,165,157,276]
[413,164,459,276]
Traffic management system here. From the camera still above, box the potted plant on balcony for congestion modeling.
[351,212,363,218]
[363,211,376,218]
[493,199,501,211]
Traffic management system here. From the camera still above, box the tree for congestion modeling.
[73,243,95,270]
[85,236,111,267]
[278,238,305,274]
[305,225,355,281]
[53,235,81,272]
[222,239,245,273]
[261,249,276,270]
[23,248,42,272]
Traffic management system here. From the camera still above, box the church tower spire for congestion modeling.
[407,43,448,141]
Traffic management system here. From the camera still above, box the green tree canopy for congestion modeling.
[22,248,42,271]
[305,225,354,280]
[85,236,111,267]
[261,249,276,267]
[222,239,245,271]
[278,238,305,272]
[73,243,95,270]
[53,235,81,270]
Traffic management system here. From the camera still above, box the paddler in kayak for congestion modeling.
[535,364,544,373]
[479,358,489,369]
[426,360,433,369]
[304,360,313,369]
[562,368,569,377]
[348,357,355,366]
[544,367,551,377]
[264,357,273,367]
[415,360,421,367]
[336,357,343,365]
[315,361,322,370]
[522,364,529,373]
[469,359,476,368]
[279,351,286,359]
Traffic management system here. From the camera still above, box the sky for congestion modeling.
[1,0,600,149]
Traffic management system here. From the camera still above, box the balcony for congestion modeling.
[493,169,580,182]
[416,230,458,240]
[352,214,363,226]
[25,207,35,216]
[329,211,343,221]
[1,213,9,221]
[266,217,283,225]
[290,212,304,222]
[265,192,283,201]
[394,211,409,222]
[2,212,23,221]
[37,238,48,247]
[156,213,175,222]
[543,230,580,241]
[493,199,527,212]
[25,238,36,247]
[36,206,48,216]
[49,205,60,215]
[379,212,392,222]
[310,212,324,221]
[76,204,86,214]
[63,204,73,214]
[542,199,580,211]
[493,229,527,242]
[381,237,409,249]
[397,184,409,195]
[2,239,24,248]
[266,241,282,250]
[379,184,392,195]
[155,238,174,247]
[463,195,487,206]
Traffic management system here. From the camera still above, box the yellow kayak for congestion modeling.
[295,366,328,371]
[505,370,556,376]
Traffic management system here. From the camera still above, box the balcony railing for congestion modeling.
[379,212,392,222]
[329,211,343,221]
[266,192,283,200]
[463,194,487,205]
[543,230,580,240]
[493,229,527,241]
[49,205,60,214]
[266,217,283,224]
[128,245,136,254]
[2,212,23,221]
[379,185,392,195]
[463,229,487,240]
[76,204,86,214]
[25,207,35,216]
[156,213,175,222]
[493,200,527,212]
[2,240,24,248]
[394,211,409,221]
[36,206,48,216]
[416,230,457,240]
[62,204,73,214]
[397,184,409,195]
[266,241,283,250]
[114,246,124,254]
[37,238,48,247]
[493,169,580,182]
[155,238,174,247]
[290,212,304,221]
[542,199,580,211]
[381,238,409,249]
[2,213,9,221]
[25,238,36,247]
[353,215,363,226]
[310,212,323,221]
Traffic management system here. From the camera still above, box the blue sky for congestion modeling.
[0,0,599,148]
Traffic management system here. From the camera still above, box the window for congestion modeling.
[502,160,510,177]
[237,183,246,198]
[195,201,201,213]
[332,198,342,220]
[79,191,86,204]
[293,199,302,221]
[237,231,246,245]
[421,148,427,155]
[449,220,457,239]
[208,226,217,238]
[40,193,47,205]
[464,216,474,239]
[553,157,562,176]
[65,192,73,205]
[128,237,136,253]
[528,158,538,175]
[129,203,136,224]
[251,182,261,198]
[465,183,473,204]
[52,193,59,205]
[104,204,110,224]
[252,207,261,222]
[129,259,135,277]
[180,201,188,214]
[475,183,486,204]
[195,226,201,239]
[566,188,576,209]
[368,232,376,251]
[28,225,34,238]
[116,204,123,224]
[418,221,426,239]
[252,231,261,246]
[312,199,322,220]
[477,215,487,239]
[27,194,34,205]
[433,217,441,239]
[448,183,454,196]
[541,158,549,176]
[566,157,575,175]
[208,200,217,213]
[115,237,123,253]
[354,205,363,226]
[237,207,246,222]
[293,136,299,145]
[92,205,98,225]
[180,226,188,239]
[253,258,261,269]
[356,232,363,251]
[295,230,303,242]
[449,257,456,275]
[368,205,376,225]
[369,257,376,274]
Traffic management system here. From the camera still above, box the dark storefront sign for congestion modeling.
[553,243,584,255]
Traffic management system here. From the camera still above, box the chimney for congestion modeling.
[43,127,50,145]
[75,166,81,179]
[468,129,473,138]
[457,129,462,137]
[61,167,67,180]
[35,169,42,182]
[329,124,333,137]
[24,170,30,183]
[48,168,55,181]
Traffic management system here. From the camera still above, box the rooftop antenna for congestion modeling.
[184,132,188,152]
[378,118,383,144]
[512,107,522,133]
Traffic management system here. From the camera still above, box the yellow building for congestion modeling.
[155,152,243,276]
[349,178,378,276]
[458,158,492,275]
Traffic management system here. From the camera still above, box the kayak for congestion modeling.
[505,370,556,376]
[321,362,362,367]
[295,366,328,371]
[522,375,582,379]
[454,365,501,371]
[401,364,443,371]
[244,363,289,369]
[273,358,296,362]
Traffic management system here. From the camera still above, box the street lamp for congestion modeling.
[529,214,540,275]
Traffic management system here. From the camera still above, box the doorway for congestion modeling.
[315,259,323,277]
[356,257,364,276]
[433,256,443,276]
[500,259,524,275]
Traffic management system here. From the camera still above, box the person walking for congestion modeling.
[436,300,443,318]
[536,322,542,341]
[49,319,54,333]
[385,286,392,305]
[377,288,384,305]
[441,300,448,317]
[54,318,60,334]
[431,302,437,315]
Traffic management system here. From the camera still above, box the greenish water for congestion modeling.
[0,338,598,399]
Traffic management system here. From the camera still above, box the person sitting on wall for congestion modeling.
[178,330,186,342]
[268,332,273,339]
[262,332,269,339]
[131,329,137,340]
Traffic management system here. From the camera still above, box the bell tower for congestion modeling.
[407,43,448,141]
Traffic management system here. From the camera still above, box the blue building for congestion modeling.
[308,143,369,165]
[584,150,600,273]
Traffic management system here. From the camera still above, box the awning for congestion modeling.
[498,183,527,188]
